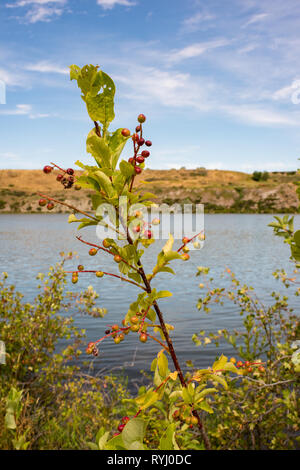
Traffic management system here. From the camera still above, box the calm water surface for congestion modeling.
[0,214,299,387]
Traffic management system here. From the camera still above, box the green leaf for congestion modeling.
[159,423,179,450]
[212,354,228,372]
[94,170,115,197]
[68,214,79,223]
[197,400,214,414]
[86,71,115,130]
[5,411,16,430]
[157,350,168,378]
[98,431,110,450]
[294,230,300,247]
[121,418,147,449]
[119,160,135,179]
[76,174,100,191]
[108,129,130,170]
[157,290,173,299]
[105,433,125,450]
[163,234,174,254]
[77,218,99,230]
[86,129,111,168]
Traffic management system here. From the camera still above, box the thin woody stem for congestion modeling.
[76,236,139,272]
[119,211,211,449]
[38,194,123,236]
[66,270,146,290]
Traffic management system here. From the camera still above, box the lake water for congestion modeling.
[0,214,299,389]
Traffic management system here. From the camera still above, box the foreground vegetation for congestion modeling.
[0,255,299,450]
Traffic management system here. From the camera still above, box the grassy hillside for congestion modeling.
[0,168,299,213]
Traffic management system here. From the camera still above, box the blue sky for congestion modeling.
[1,0,300,172]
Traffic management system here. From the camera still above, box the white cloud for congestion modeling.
[115,66,214,111]
[96,0,137,10]
[0,103,51,118]
[167,39,230,63]
[243,13,269,28]
[221,104,300,126]
[273,79,300,104]
[25,61,69,74]
[6,0,67,23]
[181,12,215,33]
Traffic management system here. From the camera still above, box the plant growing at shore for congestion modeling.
[37,64,244,450]
[193,266,299,449]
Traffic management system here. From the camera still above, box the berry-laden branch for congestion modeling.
[38,64,214,451]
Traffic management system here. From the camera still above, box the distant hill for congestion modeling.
[0,168,299,213]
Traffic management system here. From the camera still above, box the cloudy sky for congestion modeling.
[1,0,300,171]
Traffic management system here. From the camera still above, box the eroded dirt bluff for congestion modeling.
[0,168,299,213]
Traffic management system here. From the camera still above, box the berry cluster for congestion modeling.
[121,114,152,176]
[172,409,198,428]
[113,416,130,437]
[43,164,81,190]
[236,360,265,373]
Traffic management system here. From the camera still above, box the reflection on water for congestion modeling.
[0,213,299,384]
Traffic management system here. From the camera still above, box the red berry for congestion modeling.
[43,165,52,174]
[138,138,145,146]
[118,424,125,432]
[135,125,141,132]
[182,237,189,244]
[39,198,47,207]
[105,329,111,335]
[56,174,64,181]
[136,156,145,164]
[130,316,139,324]
[121,416,130,424]
[89,248,98,256]
[181,253,190,261]
[114,254,122,263]
[132,133,139,142]
[144,230,152,239]
[135,166,142,174]
[121,128,130,137]
[113,432,120,437]
[145,140,152,147]
[47,202,54,211]
[141,150,150,158]
[236,361,243,368]
[77,265,84,271]
[137,114,146,123]
[139,333,148,343]
[112,324,119,331]
[66,168,74,175]
[128,157,135,165]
